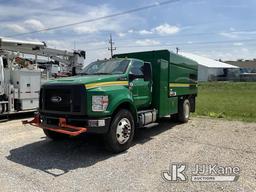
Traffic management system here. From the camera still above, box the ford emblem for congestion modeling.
[51,96,62,103]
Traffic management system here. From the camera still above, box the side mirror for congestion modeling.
[129,73,138,81]
[143,62,152,81]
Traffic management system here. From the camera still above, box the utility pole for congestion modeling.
[176,47,180,54]
[108,34,116,58]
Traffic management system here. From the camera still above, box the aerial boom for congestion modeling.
[0,38,85,73]
[0,38,86,117]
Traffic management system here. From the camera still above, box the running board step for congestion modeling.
[144,123,159,128]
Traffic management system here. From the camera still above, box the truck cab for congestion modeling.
[26,50,198,153]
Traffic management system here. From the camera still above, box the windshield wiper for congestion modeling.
[78,72,112,75]
[92,72,112,75]
[80,72,89,75]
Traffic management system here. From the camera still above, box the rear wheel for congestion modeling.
[43,129,68,140]
[104,109,135,153]
[178,99,190,123]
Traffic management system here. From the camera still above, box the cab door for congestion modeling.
[129,60,151,109]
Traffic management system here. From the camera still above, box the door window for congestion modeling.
[130,61,144,77]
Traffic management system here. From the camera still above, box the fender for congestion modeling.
[111,98,138,122]
[107,89,137,121]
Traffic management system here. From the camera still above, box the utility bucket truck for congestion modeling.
[24,50,198,153]
[0,38,85,117]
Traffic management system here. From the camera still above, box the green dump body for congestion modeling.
[114,50,198,117]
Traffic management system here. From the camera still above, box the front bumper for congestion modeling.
[22,113,111,136]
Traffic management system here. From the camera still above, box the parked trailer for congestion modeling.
[24,50,198,153]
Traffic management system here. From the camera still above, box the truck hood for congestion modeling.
[45,74,127,85]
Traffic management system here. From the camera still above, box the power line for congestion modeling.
[5,0,181,38]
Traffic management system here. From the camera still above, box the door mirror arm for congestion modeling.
[129,73,142,81]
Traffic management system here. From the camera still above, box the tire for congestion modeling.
[43,129,68,140]
[178,99,190,123]
[104,109,135,153]
[0,104,4,114]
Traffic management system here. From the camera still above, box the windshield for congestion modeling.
[81,59,130,75]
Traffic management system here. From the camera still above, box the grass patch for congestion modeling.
[194,82,256,122]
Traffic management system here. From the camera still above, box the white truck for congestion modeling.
[0,38,85,117]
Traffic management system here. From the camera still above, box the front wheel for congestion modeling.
[178,99,190,123]
[104,109,135,153]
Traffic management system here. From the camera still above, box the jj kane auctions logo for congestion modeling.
[162,163,240,182]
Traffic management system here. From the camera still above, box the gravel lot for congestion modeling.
[0,117,256,192]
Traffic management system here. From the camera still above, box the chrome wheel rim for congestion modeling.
[184,103,190,119]
[116,118,131,144]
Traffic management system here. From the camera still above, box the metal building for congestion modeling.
[179,52,239,81]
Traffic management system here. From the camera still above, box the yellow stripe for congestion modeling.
[85,81,129,89]
[169,83,196,88]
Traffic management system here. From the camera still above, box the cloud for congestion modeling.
[241,48,249,52]
[5,19,45,33]
[138,30,153,35]
[153,24,180,35]
[233,42,243,46]
[24,19,45,30]
[87,41,106,46]
[72,5,115,34]
[219,30,256,39]
[59,5,140,35]
[5,1,256,63]
[5,24,27,33]
[117,33,126,37]
[219,32,238,38]
[0,3,141,36]
[233,30,256,35]
[46,40,73,50]
[135,39,160,46]
[73,21,121,34]
[129,24,180,36]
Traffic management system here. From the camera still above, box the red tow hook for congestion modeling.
[22,114,40,125]
[22,114,87,136]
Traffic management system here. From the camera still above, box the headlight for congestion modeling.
[92,95,109,112]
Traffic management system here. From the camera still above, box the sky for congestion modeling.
[0,0,256,64]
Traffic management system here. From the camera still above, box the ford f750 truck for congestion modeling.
[24,50,198,153]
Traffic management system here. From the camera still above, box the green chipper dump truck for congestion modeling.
[24,50,198,153]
